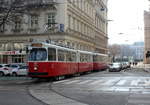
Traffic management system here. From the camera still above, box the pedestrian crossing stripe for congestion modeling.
[64,80,81,84]
[54,78,150,87]
[88,80,105,85]
[102,78,120,85]
[131,79,141,86]
[76,80,92,84]
[116,80,127,85]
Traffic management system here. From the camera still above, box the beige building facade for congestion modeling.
[0,0,108,64]
[144,11,150,64]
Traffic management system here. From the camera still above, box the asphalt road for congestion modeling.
[52,68,150,105]
[0,68,150,105]
[0,78,47,105]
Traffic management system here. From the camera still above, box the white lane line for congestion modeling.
[76,80,93,85]
[116,80,127,85]
[64,80,81,84]
[131,79,141,86]
[89,80,105,85]
[102,78,120,85]
[54,79,73,84]
[144,79,150,86]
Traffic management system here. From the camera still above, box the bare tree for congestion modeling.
[108,44,121,62]
[0,0,56,32]
[0,0,27,30]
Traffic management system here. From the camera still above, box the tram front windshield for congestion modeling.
[29,48,47,61]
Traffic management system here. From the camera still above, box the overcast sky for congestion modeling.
[108,0,149,45]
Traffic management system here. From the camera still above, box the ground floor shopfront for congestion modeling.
[0,51,26,64]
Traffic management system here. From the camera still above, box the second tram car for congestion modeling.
[28,42,108,78]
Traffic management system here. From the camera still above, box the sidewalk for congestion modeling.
[28,83,88,105]
[132,62,150,72]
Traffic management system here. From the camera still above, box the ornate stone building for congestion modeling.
[0,0,108,64]
[144,11,150,64]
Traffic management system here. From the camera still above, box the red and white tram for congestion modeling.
[28,42,108,78]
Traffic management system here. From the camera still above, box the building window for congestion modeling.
[47,13,56,28]
[13,43,24,50]
[14,21,21,30]
[0,24,5,33]
[12,17,22,32]
[12,55,24,63]
[30,15,38,28]
[73,18,75,30]
[68,15,71,29]
[0,55,8,64]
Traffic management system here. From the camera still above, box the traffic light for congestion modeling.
[146,51,150,58]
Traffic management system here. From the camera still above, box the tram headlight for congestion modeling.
[34,66,38,71]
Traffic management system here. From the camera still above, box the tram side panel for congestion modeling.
[54,49,78,76]
[51,62,78,76]
[93,54,108,71]
[93,62,103,71]
[78,62,93,73]
[78,52,93,73]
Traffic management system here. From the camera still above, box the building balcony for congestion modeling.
[25,0,57,10]
[45,23,65,33]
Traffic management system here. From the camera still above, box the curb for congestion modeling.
[143,68,150,73]
[27,84,50,105]
[28,83,88,105]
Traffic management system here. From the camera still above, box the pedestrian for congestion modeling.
[133,62,135,66]
[135,62,138,67]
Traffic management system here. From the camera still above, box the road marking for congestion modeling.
[54,79,73,84]
[76,80,92,84]
[143,79,150,86]
[102,78,120,85]
[131,79,141,86]
[88,80,105,85]
[64,80,81,84]
[116,80,127,85]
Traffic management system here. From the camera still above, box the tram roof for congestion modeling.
[31,41,77,52]
[30,41,108,56]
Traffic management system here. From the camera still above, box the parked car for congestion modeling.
[11,66,28,76]
[0,64,11,76]
[122,62,131,69]
[125,62,131,68]
[121,62,127,69]
[109,63,122,72]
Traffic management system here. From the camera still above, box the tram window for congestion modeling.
[71,52,76,62]
[66,51,72,61]
[101,56,105,62]
[103,56,108,62]
[48,48,56,61]
[29,48,47,61]
[98,55,103,62]
[58,50,65,61]
[80,54,84,62]
[80,53,88,62]
[87,55,91,62]
[94,55,99,62]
